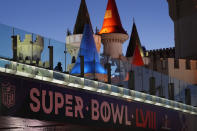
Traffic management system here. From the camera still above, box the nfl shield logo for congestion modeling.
[1,82,15,108]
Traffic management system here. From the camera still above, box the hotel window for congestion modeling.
[186,59,191,70]
[174,59,179,69]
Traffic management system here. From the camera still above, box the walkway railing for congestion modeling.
[0,58,196,115]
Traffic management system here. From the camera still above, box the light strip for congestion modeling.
[0,67,5,72]
[110,92,121,97]
[84,86,97,91]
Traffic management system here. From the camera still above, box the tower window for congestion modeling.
[174,59,179,69]
[186,59,191,70]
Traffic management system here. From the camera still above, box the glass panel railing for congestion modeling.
[144,94,155,104]
[100,57,197,107]
[130,90,136,99]
[53,71,67,81]
[84,79,98,89]
[134,91,145,102]
[98,82,110,92]
[69,75,83,86]
[179,103,184,110]
[111,85,120,95]
[0,59,11,69]
[0,24,13,59]
[36,68,53,79]
[0,23,197,115]
[0,23,67,72]
[194,107,197,113]
[123,88,130,96]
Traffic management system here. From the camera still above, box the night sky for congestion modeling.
[0,0,174,54]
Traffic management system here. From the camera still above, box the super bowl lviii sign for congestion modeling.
[29,87,156,129]
[0,72,197,131]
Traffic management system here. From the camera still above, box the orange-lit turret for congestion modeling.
[99,0,128,59]
[99,0,127,34]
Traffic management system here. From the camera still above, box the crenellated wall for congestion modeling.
[16,34,44,61]
[147,47,175,58]
[66,34,101,58]
[147,55,197,84]
[66,34,101,72]
[167,58,197,84]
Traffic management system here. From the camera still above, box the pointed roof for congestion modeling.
[73,0,93,34]
[126,22,144,57]
[132,44,144,66]
[71,24,106,74]
[99,0,127,34]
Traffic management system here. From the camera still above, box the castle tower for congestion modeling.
[126,22,144,58]
[73,0,93,35]
[66,0,101,59]
[71,24,107,81]
[167,0,197,59]
[16,34,44,62]
[99,0,128,59]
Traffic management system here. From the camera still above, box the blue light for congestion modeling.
[71,24,107,74]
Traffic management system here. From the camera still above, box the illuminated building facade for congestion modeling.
[0,0,197,130]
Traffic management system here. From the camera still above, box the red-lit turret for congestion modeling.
[100,0,128,59]
[99,0,127,34]
[132,45,144,66]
